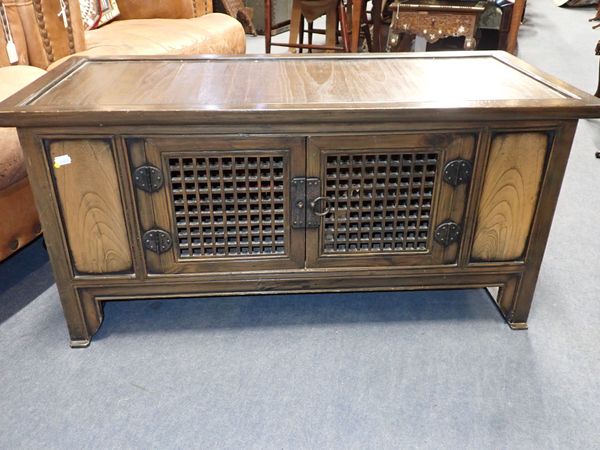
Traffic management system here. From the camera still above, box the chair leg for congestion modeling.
[289,0,303,53]
[308,21,314,53]
[299,15,305,53]
[265,0,272,53]
[338,1,350,52]
[325,6,338,52]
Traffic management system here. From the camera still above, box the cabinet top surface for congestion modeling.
[2,52,599,126]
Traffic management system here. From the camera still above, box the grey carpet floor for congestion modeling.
[1,0,600,448]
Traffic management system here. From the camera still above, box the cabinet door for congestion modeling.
[128,136,305,274]
[306,133,476,268]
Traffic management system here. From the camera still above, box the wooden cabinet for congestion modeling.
[1,53,599,347]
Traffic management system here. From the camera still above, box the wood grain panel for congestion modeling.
[28,56,566,110]
[49,139,132,274]
[471,132,548,262]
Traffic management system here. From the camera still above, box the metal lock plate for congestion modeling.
[291,177,322,229]
[443,159,473,187]
[291,178,307,229]
[434,221,461,247]
[134,165,164,193]
[142,229,173,254]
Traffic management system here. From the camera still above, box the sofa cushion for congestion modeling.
[0,65,47,190]
[115,0,212,20]
[83,13,245,57]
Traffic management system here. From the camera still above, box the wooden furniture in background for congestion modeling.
[1,53,599,347]
[386,0,486,51]
[265,0,364,52]
[506,0,525,54]
[288,0,350,52]
[376,0,524,53]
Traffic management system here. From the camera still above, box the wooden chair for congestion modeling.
[265,0,350,52]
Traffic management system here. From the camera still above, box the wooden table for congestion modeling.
[1,53,599,347]
[386,0,486,51]
[372,0,525,53]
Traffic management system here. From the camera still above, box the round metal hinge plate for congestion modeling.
[443,159,473,187]
[434,221,461,247]
[142,229,173,254]
[133,165,164,193]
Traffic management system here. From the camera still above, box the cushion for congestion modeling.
[80,0,121,30]
[82,13,245,57]
[0,65,47,190]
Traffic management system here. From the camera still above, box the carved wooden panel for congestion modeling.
[48,139,132,274]
[471,132,549,262]
[390,12,478,44]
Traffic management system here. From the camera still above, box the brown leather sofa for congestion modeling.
[0,0,245,261]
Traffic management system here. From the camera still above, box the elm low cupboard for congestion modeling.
[1,52,599,347]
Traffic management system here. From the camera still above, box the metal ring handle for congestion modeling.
[310,196,331,217]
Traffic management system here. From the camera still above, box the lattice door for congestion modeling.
[128,137,305,274]
[169,155,286,258]
[306,133,476,268]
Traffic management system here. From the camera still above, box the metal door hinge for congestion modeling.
[443,159,472,187]
[434,221,461,247]
[134,164,164,193]
[142,229,172,254]
[291,177,324,229]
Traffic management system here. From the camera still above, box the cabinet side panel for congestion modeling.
[471,132,548,262]
[48,139,132,274]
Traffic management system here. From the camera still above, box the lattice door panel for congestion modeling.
[129,137,305,274]
[306,133,476,269]
[168,155,286,258]
[322,152,439,254]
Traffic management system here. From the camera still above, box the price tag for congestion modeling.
[53,154,72,168]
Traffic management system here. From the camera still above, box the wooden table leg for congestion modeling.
[265,0,272,53]
[506,0,525,55]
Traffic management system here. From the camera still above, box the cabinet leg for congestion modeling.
[488,275,530,330]
[61,288,104,348]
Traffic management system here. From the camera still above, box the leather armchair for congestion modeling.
[0,0,246,261]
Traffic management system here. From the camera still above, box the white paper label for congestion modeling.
[6,40,18,64]
[53,154,72,168]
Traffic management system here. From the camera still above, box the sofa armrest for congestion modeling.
[116,0,213,20]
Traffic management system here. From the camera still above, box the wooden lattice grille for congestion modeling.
[322,152,439,253]
[168,155,286,258]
